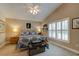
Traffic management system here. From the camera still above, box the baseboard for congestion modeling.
[50,41,79,54]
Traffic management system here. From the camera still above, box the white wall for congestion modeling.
[0,33,6,44]
[6,18,41,39]
[0,19,6,45]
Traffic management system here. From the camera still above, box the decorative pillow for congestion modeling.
[29,31,37,35]
[21,31,30,36]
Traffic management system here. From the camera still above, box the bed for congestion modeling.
[16,30,48,55]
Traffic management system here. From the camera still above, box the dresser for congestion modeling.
[9,37,19,44]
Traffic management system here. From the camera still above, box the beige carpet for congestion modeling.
[0,43,78,56]
[0,44,28,56]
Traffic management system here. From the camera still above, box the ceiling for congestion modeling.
[0,3,62,21]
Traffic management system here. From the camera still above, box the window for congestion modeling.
[62,20,69,40]
[48,23,56,38]
[48,24,52,37]
[48,18,69,42]
[57,22,61,39]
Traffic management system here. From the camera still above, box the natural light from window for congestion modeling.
[48,18,69,42]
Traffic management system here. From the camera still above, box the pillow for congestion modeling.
[30,31,37,35]
[21,31,30,36]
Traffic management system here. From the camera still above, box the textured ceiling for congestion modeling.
[0,3,62,21]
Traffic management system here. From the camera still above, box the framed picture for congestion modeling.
[26,23,31,29]
[72,17,79,29]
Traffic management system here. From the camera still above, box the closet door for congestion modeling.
[0,20,6,44]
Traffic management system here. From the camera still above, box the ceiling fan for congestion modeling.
[25,3,40,15]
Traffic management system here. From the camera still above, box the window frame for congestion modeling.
[48,17,70,43]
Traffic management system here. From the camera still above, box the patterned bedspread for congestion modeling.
[17,34,47,49]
